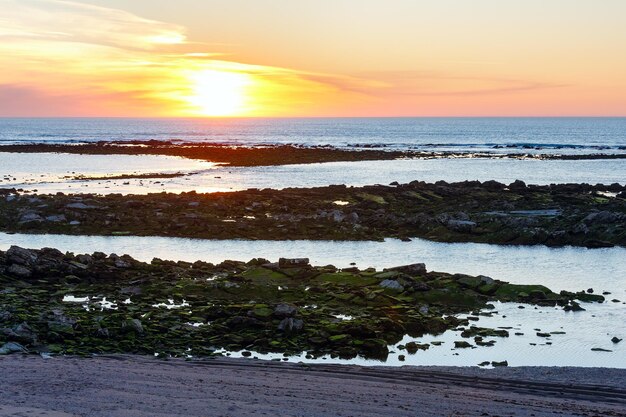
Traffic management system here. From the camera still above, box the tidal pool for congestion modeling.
[1,232,623,368]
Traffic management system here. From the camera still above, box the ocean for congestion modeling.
[1,117,625,155]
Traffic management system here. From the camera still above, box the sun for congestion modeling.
[188,69,251,116]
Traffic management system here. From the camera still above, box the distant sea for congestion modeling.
[1,117,625,155]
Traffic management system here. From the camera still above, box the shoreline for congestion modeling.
[0,355,624,416]
[1,141,625,166]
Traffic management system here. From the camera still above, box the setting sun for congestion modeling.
[188,70,252,116]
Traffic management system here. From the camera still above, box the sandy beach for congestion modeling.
[1,355,625,417]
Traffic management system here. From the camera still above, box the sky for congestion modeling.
[1,0,625,117]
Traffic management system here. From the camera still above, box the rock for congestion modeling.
[114,259,131,269]
[75,254,93,264]
[482,180,505,191]
[48,321,74,335]
[0,310,12,322]
[509,180,527,191]
[6,246,38,266]
[536,332,551,338]
[385,263,426,276]
[405,342,429,353]
[0,342,27,355]
[591,347,612,352]
[7,264,32,278]
[379,279,404,292]
[278,258,310,268]
[273,303,298,318]
[478,275,495,285]
[491,360,508,367]
[277,318,304,333]
[2,322,37,344]
[582,211,620,225]
[66,202,97,209]
[122,319,144,334]
[572,222,589,234]
[96,328,110,338]
[45,215,67,222]
[19,212,44,223]
[454,341,473,348]
[446,219,477,233]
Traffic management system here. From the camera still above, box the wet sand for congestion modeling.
[0,355,624,417]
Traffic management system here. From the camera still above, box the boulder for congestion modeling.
[379,279,404,292]
[509,180,527,191]
[2,322,37,344]
[19,212,44,223]
[0,342,27,355]
[66,202,97,209]
[277,318,304,333]
[6,246,38,266]
[7,264,32,278]
[122,319,144,334]
[273,303,298,318]
[385,263,426,276]
[583,211,620,225]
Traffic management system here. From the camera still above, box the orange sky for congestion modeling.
[1,0,625,117]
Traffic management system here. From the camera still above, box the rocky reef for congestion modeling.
[0,246,603,359]
[1,180,625,247]
[1,142,624,166]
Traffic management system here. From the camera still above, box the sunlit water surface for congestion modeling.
[1,153,624,194]
[1,233,623,368]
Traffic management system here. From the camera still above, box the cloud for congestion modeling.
[356,70,567,97]
[0,0,186,50]
[0,0,384,116]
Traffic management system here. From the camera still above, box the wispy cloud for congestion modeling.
[0,0,382,116]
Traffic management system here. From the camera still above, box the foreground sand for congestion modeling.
[0,355,624,417]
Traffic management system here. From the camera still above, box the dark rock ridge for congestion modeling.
[1,180,625,247]
[0,246,603,359]
[1,142,624,166]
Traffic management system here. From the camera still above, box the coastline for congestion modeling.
[1,142,625,167]
[0,355,624,416]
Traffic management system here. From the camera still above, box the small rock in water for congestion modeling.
[591,347,612,352]
[491,360,508,367]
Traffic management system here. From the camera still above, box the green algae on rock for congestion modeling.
[0,246,603,359]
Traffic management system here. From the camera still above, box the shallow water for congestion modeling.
[0,152,214,187]
[1,232,623,367]
[2,153,624,195]
[220,302,625,368]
